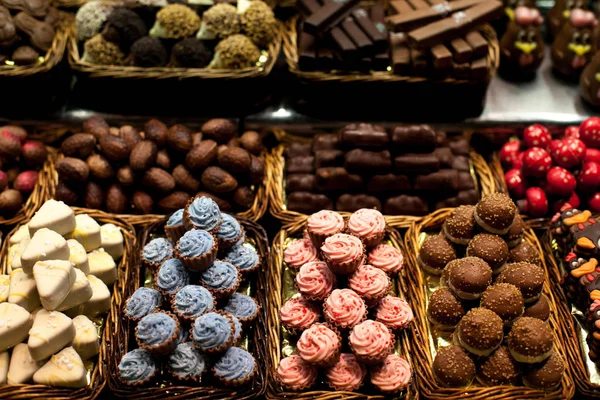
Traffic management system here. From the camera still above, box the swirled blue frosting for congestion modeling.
[177,230,214,258]
[216,214,242,242]
[214,347,256,381]
[143,238,174,264]
[230,314,242,342]
[167,209,184,227]
[223,293,258,320]
[125,287,162,319]
[224,245,259,271]
[191,312,233,351]
[200,261,238,291]
[178,327,189,344]
[157,259,189,295]
[118,349,157,383]
[187,197,221,231]
[168,342,207,379]
[173,285,214,319]
[137,313,178,346]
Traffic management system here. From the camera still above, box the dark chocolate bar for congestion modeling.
[286,143,312,157]
[368,174,411,192]
[336,194,382,212]
[431,44,452,70]
[373,51,390,71]
[286,174,316,192]
[298,0,321,15]
[331,27,357,60]
[452,155,469,171]
[391,125,437,152]
[317,47,335,70]
[345,149,392,172]
[341,17,373,56]
[449,138,470,155]
[304,0,361,35]
[390,0,414,14]
[313,133,340,151]
[471,57,487,80]
[352,9,387,53]
[316,167,364,191]
[287,192,333,214]
[384,195,429,216]
[287,156,315,174]
[339,123,389,148]
[391,33,411,75]
[465,30,488,58]
[433,147,453,167]
[315,150,345,168]
[414,169,459,191]
[458,171,475,190]
[394,153,440,173]
[299,32,317,71]
[407,0,429,10]
[387,0,488,32]
[411,49,429,75]
[450,37,472,63]
[453,61,470,79]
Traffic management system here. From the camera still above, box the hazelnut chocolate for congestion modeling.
[414,170,459,191]
[480,283,524,326]
[287,191,333,214]
[287,156,314,174]
[345,149,392,172]
[466,233,509,274]
[312,133,340,151]
[456,307,503,356]
[432,345,476,387]
[394,153,440,173]
[315,167,363,191]
[390,125,436,153]
[339,123,389,148]
[427,287,464,329]
[286,174,316,192]
[336,194,381,212]
[367,174,411,192]
[478,346,520,386]
[314,150,344,168]
[475,193,517,235]
[384,195,428,215]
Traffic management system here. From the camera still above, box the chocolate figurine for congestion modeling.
[503,0,535,22]
[500,7,544,79]
[580,51,600,107]
[0,6,16,48]
[551,9,598,79]
[547,0,588,39]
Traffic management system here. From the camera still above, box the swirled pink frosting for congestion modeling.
[307,210,344,235]
[277,355,318,390]
[348,264,390,300]
[370,354,412,392]
[348,209,385,238]
[297,323,340,364]
[368,244,404,275]
[324,289,367,328]
[349,320,393,357]
[375,295,414,330]
[296,261,336,300]
[284,238,318,269]
[325,353,367,391]
[321,234,364,264]
[280,297,320,331]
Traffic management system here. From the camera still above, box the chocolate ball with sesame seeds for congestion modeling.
[503,214,524,248]
[467,234,509,274]
[433,345,476,387]
[523,294,550,322]
[508,317,554,363]
[522,351,565,389]
[455,308,504,357]
[475,193,518,235]
[427,288,465,330]
[481,283,524,327]
[446,257,493,300]
[508,241,541,266]
[443,205,476,245]
[418,234,456,275]
[478,346,520,386]
[497,262,544,304]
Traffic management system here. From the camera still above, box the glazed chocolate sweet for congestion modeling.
[466,234,509,274]
[393,153,440,173]
[503,214,524,248]
[480,283,524,326]
[446,257,492,300]
[287,156,314,174]
[286,143,312,157]
[521,351,565,389]
[384,195,429,216]
[452,156,470,171]
[523,294,550,321]
[345,149,392,172]
[367,174,411,192]
[313,133,340,151]
[507,241,540,265]
[339,123,389,148]
[475,193,517,235]
[336,194,381,212]
[287,174,316,192]
[418,234,456,274]
[478,346,520,386]
[507,317,553,363]
[497,262,544,304]
[443,205,476,245]
[390,125,437,153]
[315,150,344,169]
[433,147,453,167]
[427,287,465,330]
[432,345,476,387]
[414,170,459,191]
[315,168,363,191]
[287,192,333,214]
[456,308,504,356]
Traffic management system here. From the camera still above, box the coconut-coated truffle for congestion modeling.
[480,283,524,326]
[466,234,509,274]
[497,262,544,304]
[432,345,476,387]
[76,1,113,41]
[522,351,564,389]
[508,241,541,266]
[82,34,125,65]
[475,193,518,235]
[427,287,464,330]
[446,257,492,300]
[197,3,240,40]
[478,346,519,386]
[131,36,167,67]
[210,34,261,69]
[241,0,277,47]
[508,317,554,364]
[456,308,503,356]
[524,294,550,321]
[418,234,456,275]
[102,8,148,50]
[172,37,211,68]
[443,205,476,245]
[150,4,200,39]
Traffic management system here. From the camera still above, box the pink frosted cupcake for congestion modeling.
[279,296,320,335]
[277,355,318,391]
[325,353,367,391]
[297,323,341,367]
[348,320,395,365]
[347,208,386,248]
[306,210,345,248]
[368,244,404,276]
[370,354,412,394]
[295,261,336,301]
[323,289,368,330]
[348,264,391,306]
[320,234,364,275]
[284,238,318,270]
[375,295,414,330]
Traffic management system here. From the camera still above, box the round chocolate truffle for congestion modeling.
[446,257,492,300]
[480,283,524,326]
[427,288,465,330]
[497,262,544,304]
[432,345,476,388]
[466,234,509,274]
[443,205,476,245]
[474,193,517,235]
[418,234,456,275]
[522,351,565,389]
[507,317,553,363]
[524,295,550,322]
[478,346,520,386]
[456,308,504,357]
[503,214,524,248]
[508,242,541,266]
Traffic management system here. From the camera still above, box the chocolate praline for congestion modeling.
[446,257,492,300]
[455,308,504,357]
[480,283,524,327]
[427,288,465,330]
[497,262,544,304]
[418,234,456,275]
[508,242,541,266]
[507,317,553,364]
[474,193,517,235]
[478,346,520,386]
[524,295,550,322]
[466,234,509,274]
[522,351,565,389]
[503,214,524,248]
[443,205,476,245]
[432,345,476,388]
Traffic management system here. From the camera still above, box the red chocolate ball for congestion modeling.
[589,193,600,212]
[500,140,521,167]
[580,117,600,148]
[505,169,527,198]
[551,138,586,168]
[513,152,525,170]
[546,167,576,196]
[585,148,600,164]
[565,125,580,139]
[578,161,600,192]
[525,187,548,217]
[523,124,551,149]
[522,148,552,178]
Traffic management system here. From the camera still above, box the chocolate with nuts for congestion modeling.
[443,205,476,245]
[432,345,476,387]
[418,234,456,275]
[466,234,509,274]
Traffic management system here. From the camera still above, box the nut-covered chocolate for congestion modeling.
[432,345,476,387]
[456,307,504,356]
[475,193,518,235]
[427,287,465,329]
[83,116,109,139]
[201,118,237,144]
[142,167,176,194]
[218,146,252,175]
[132,191,153,214]
[466,234,509,274]
[144,119,168,147]
[508,242,541,266]
[239,131,263,155]
[56,157,89,182]
[201,166,238,193]
[186,140,217,171]
[503,214,524,248]
[521,351,564,389]
[99,134,130,162]
[443,205,476,245]
[497,262,544,304]
[87,153,114,179]
[60,134,96,159]
[446,257,492,300]
[418,234,456,275]
[106,184,128,214]
[523,295,550,322]
[480,283,524,326]
[130,140,157,171]
[507,317,553,363]
[172,165,200,193]
[167,124,193,153]
[478,346,520,386]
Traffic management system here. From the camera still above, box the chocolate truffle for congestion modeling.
[507,317,553,363]
[524,295,550,322]
[475,193,518,235]
[522,351,565,389]
[418,235,456,275]
[432,345,476,388]
[466,234,509,274]
[455,308,504,356]
[497,262,544,304]
[508,242,541,266]
[446,257,492,300]
[478,346,520,386]
[443,205,476,245]
[427,288,465,330]
[503,214,524,248]
[480,283,524,326]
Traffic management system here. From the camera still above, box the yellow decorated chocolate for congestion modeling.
[29,200,76,236]
[0,303,32,352]
[33,260,76,311]
[70,315,99,360]
[100,223,124,259]
[7,343,43,384]
[33,347,86,388]
[8,269,40,312]
[87,249,117,286]
[67,239,90,275]
[28,309,75,361]
[21,229,70,275]
[66,214,101,252]
[56,269,92,312]
[65,275,110,318]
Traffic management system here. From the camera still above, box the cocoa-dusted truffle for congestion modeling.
[241,0,277,47]
[478,346,520,386]
[480,283,524,326]
[149,4,200,39]
[466,234,509,274]
[503,214,524,248]
[427,288,465,330]
[524,295,550,322]
[522,351,565,389]
[196,3,240,40]
[432,345,476,388]
[446,257,492,300]
[475,193,518,235]
[508,317,553,363]
[210,34,260,69]
[418,234,456,275]
[497,262,544,304]
[102,8,147,50]
[82,34,124,65]
[456,308,503,356]
[508,241,541,266]
[443,205,476,245]
[131,37,167,67]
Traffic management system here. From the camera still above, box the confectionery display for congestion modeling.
[499,6,544,79]
[551,9,598,79]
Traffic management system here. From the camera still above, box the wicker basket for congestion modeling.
[108,217,268,399]
[0,207,135,400]
[403,209,575,399]
[265,223,418,399]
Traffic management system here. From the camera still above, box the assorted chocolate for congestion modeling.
[499,6,544,79]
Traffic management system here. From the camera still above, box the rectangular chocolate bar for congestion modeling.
[341,17,373,56]
[304,0,361,35]
[471,57,487,80]
[336,194,382,212]
[313,133,340,151]
[391,125,437,152]
[330,27,357,60]
[394,153,440,173]
[367,174,411,192]
[414,169,459,191]
[352,9,387,53]
[453,61,470,79]
[287,156,315,173]
[384,195,429,216]
[316,167,364,191]
[390,0,414,14]
[286,174,316,192]
[387,0,488,32]
[391,33,411,75]
[431,44,452,70]
[465,30,488,58]
[339,123,389,148]
[373,51,390,70]
[287,192,332,214]
[317,47,335,70]
[345,149,392,172]
[315,150,345,168]
[298,32,318,71]
[298,0,321,15]
[450,37,472,63]
[407,0,429,9]
[411,49,429,75]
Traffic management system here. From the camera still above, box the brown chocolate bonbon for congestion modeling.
[391,125,437,153]
[367,174,411,192]
[315,150,344,168]
[313,133,340,151]
[339,123,389,148]
[384,195,429,215]
[336,194,382,211]
[315,167,364,191]
[287,174,316,192]
[287,156,314,174]
[345,149,392,172]
[394,153,440,173]
[287,191,333,214]
[414,169,460,191]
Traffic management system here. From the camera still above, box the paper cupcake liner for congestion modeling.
[352,331,396,366]
[212,353,258,387]
[142,259,163,272]
[302,323,342,368]
[170,290,216,324]
[118,367,159,387]
[306,221,346,250]
[174,234,218,272]
[165,224,187,244]
[136,311,180,356]
[351,277,392,308]
[281,313,320,337]
[218,225,245,250]
[352,230,386,249]
[203,266,241,300]
[326,372,366,392]
[323,297,368,331]
[236,253,262,277]
[183,195,223,234]
[276,368,317,392]
[321,249,365,276]
[234,298,261,326]
[123,296,163,323]
[189,310,236,354]
[295,275,336,302]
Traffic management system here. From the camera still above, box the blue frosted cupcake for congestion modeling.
[213,347,257,387]
[228,313,242,344]
[190,311,235,354]
[183,196,222,233]
[155,258,190,296]
[136,312,180,356]
[175,229,218,271]
[200,260,240,298]
[216,214,245,249]
[168,342,208,382]
[165,209,186,243]
[171,285,215,322]
[224,245,260,275]
[223,293,260,324]
[118,348,158,386]
[142,238,174,270]
[124,287,163,321]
